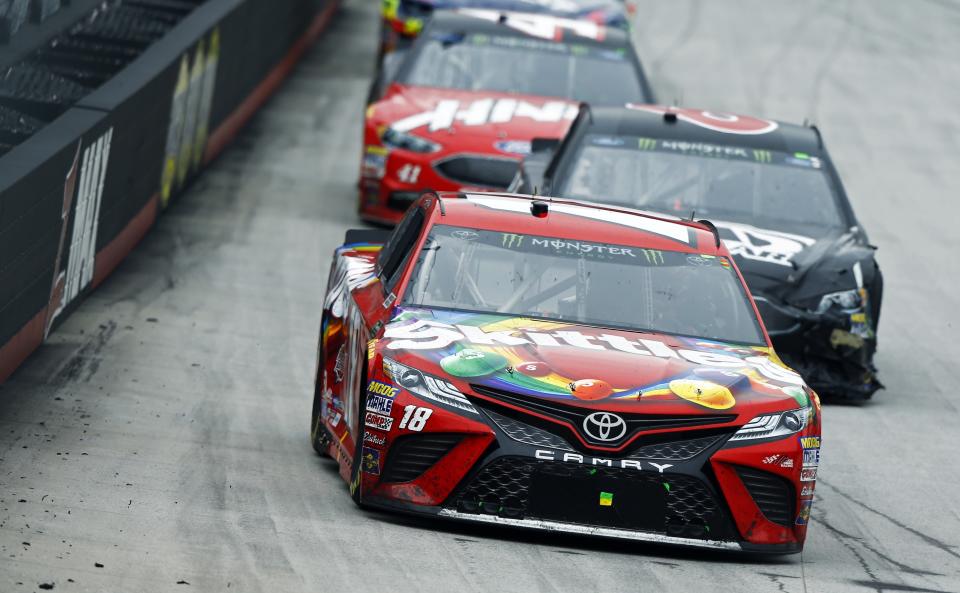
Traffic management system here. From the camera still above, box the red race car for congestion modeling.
[361,9,654,224]
[312,191,822,552]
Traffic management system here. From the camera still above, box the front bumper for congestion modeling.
[355,382,817,553]
[754,295,881,400]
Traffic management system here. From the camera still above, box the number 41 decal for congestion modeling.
[399,405,432,431]
[397,164,421,184]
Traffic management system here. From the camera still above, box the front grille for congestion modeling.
[451,457,734,540]
[484,409,573,451]
[470,384,736,449]
[435,156,518,188]
[735,466,795,527]
[380,433,462,483]
[630,434,726,461]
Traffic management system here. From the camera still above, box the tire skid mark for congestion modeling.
[645,0,702,78]
[759,572,802,593]
[52,320,117,386]
[848,580,955,593]
[815,503,947,593]
[819,480,960,561]
[806,0,853,121]
[749,0,828,115]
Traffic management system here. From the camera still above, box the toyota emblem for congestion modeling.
[582,412,627,442]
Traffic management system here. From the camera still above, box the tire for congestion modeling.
[349,360,369,507]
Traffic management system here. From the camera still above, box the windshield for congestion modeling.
[403,225,766,345]
[402,33,643,106]
[557,135,846,234]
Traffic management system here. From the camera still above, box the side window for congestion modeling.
[377,206,426,292]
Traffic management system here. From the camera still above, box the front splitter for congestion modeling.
[437,509,743,551]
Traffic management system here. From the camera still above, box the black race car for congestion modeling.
[511,104,883,400]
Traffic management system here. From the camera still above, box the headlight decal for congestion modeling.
[729,408,808,442]
[383,357,478,413]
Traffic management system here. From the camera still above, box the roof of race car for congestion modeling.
[428,191,725,253]
[426,9,631,47]
[578,105,825,154]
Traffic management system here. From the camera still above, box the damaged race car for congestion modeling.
[312,191,822,553]
[511,105,883,400]
[380,0,634,55]
[361,9,654,224]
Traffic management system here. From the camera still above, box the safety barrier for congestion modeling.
[0,0,340,383]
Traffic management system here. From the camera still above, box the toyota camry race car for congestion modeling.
[312,191,822,552]
[380,0,633,55]
[361,10,653,224]
[512,105,883,400]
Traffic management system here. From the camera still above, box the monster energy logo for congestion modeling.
[502,233,525,248]
[640,249,664,264]
[638,137,657,150]
[753,149,772,163]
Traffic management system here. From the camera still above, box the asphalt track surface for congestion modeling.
[2,1,960,591]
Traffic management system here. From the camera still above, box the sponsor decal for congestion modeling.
[398,405,433,431]
[799,436,821,449]
[800,485,814,498]
[599,491,614,507]
[795,500,812,525]
[802,447,820,468]
[330,412,342,428]
[661,140,750,159]
[361,146,387,179]
[391,98,577,133]
[363,430,386,446]
[45,128,114,334]
[365,411,394,431]
[714,221,815,268]
[334,344,346,383]
[452,230,479,241]
[781,458,794,468]
[494,140,532,155]
[361,447,382,475]
[582,412,627,442]
[800,467,817,482]
[535,449,673,473]
[367,380,400,398]
[382,319,804,386]
[367,394,394,415]
[626,105,779,135]
[762,454,794,468]
[160,28,220,207]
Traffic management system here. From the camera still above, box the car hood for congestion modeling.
[710,220,874,304]
[373,85,578,148]
[380,307,813,417]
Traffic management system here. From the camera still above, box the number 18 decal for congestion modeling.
[399,405,433,431]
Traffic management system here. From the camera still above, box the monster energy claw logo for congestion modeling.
[638,137,657,150]
[753,149,772,163]
[502,233,525,248]
[641,249,664,264]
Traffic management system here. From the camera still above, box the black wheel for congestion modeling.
[349,360,370,507]
[310,382,333,456]
[310,330,333,456]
